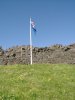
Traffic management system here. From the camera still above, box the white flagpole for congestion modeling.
[30,17,32,65]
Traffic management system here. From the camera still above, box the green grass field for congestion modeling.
[0,64,75,100]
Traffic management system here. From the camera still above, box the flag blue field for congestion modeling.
[31,21,36,33]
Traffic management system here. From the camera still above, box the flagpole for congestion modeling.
[30,17,32,65]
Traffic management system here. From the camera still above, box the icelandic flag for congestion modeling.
[31,21,36,33]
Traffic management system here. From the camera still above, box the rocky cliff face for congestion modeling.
[0,44,75,65]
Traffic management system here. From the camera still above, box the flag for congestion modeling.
[31,21,36,32]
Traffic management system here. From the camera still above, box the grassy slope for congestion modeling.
[0,64,75,100]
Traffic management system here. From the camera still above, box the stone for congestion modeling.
[0,43,75,65]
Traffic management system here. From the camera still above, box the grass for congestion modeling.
[0,64,75,100]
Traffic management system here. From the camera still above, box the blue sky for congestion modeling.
[0,0,75,49]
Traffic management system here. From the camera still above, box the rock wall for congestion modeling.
[0,44,75,65]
